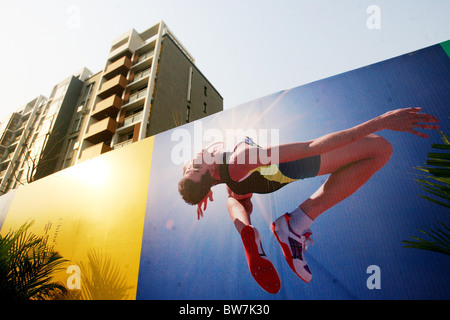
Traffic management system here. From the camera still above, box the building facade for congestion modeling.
[0,96,46,193]
[76,21,222,162]
[0,21,222,195]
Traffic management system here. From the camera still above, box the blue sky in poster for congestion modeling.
[137,43,449,300]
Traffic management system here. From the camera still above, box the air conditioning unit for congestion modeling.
[77,105,87,115]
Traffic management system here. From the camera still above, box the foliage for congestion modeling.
[403,131,450,255]
[0,221,68,300]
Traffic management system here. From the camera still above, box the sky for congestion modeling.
[0,0,449,122]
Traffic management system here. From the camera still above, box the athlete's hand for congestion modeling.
[197,189,213,220]
[380,107,439,138]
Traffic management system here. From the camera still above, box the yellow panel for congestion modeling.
[0,136,154,300]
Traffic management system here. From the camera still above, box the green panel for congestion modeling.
[440,40,450,58]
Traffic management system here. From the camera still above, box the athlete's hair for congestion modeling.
[178,171,215,205]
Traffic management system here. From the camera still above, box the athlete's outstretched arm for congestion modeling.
[302,107,438,156]
[234,107,437,170]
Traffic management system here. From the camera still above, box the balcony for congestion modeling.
[113,139,133,150]
[128,88,148,104]
[103,56,132,80]
[129,67,151,86]
[78,142,112,163]
[97,74,127,99]
[91,95,122,120]
[118,111,143,130]
[84,117,117,145]
[108,42,132,62]
[123,111,143,127]
[137,50,154,64]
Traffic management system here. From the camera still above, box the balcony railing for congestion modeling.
[137,50,154,64]
[113,139,133,150]
[132,68,151,83]
[123,112,143,127]
[128,89,148,104]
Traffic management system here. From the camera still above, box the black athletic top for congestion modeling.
[219,151,321,196]
[219,152,288,195]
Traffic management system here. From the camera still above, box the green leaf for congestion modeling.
[403,222,450,255]
[431,143,450,150]
[418,195,450,208]
[0,221,68,300]
[428,152,450,160]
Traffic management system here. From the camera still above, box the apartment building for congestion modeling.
[0,21,222,195]
[76,21,222,162]
[54,71,102,171]
[32,68,93,180]
[0,68,93,193]
[0,96,46,193]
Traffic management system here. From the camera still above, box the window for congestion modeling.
[204,86,207,96]
[82,82,95,101]
[186,105,191,123]
[82,83,91,99]
[72,114,84,133]
[203,102,207,113]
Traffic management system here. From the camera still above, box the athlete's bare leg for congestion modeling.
[229,108,437,183]
[226,191,253,233]
[299,134,393,220]
[226,190,281,294]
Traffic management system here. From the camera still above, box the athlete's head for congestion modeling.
[178,152,215,205]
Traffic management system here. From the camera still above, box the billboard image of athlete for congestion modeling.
[178,107,439,294]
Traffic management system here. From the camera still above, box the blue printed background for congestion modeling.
[137,42,450,300]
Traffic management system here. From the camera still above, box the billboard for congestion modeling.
[0,137,154,300]
[1,41,449,301]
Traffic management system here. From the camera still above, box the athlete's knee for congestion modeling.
[369,134,393,164]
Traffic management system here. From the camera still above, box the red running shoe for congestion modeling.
[240,225,281,294]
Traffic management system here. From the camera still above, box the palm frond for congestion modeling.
[0,221,68,300]
[403,221,450,255]
[404,131,450,255]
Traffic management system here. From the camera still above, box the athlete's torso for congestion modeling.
[218,137,293,195]
[213,136,321,195]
